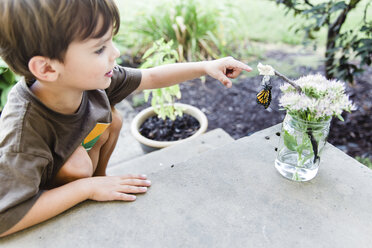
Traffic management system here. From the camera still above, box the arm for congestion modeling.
[136,57,252,91]
[0,179,89,237]
[0,174,150,237]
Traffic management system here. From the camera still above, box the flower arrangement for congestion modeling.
[257,63,356,121]
[279,74,356,122]
[257,63,356,181]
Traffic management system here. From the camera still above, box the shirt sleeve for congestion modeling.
[105,65,142,105]
[0,152,48,235]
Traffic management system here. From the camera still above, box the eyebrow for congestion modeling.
[92,35,112,48]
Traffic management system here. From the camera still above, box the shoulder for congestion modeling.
[0,81,51,158]
[105,66,142,105]
[0,82,30,153]
[112,65,142,83]
[108,65,142,92]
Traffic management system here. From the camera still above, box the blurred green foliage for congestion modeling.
[274,0,372,83]
[356,156,372,169]
[121,0,234,62]
[0,59,18,112]
[115,0,370,82]
[115,0,306,57]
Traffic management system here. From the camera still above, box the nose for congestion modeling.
[110,41,120,61]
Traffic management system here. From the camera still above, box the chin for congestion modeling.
[101,78,112,89]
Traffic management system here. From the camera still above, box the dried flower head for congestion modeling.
[257,63,275,76]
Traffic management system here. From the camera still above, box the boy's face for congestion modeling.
[56,25,120,91]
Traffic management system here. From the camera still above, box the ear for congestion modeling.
[28,56,60,82]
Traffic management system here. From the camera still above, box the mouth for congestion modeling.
[105,70,113,77]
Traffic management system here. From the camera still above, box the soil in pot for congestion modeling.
[139,114,200,141]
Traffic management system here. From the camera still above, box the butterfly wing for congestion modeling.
[256,87,272,109]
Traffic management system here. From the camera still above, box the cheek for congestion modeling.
[63,52,108,80]
[74,59,106,78]
[89,57,107,73]
[64,58,87,75]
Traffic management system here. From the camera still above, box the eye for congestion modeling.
[95,46,106,54]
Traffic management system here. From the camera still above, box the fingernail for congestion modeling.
[141,187,147,191]
[130,195,136,200]
[146,180,151,185]
[141,174,147,179]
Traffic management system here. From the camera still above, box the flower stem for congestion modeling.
[274,70,302,93]
[307,129,318,163]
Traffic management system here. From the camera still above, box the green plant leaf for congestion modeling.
[139,38,183,120]
[337,114,344,121]
[1,85,13,109]
[0,79,8,89]
[3,69,15,85]
[283,130,298,151]
[175,106,184,117]
[142,46,157,60]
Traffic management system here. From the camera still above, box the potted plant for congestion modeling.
[130,39,208,152]
[256,63,355,181]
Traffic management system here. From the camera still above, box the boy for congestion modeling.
[0,0,251,237]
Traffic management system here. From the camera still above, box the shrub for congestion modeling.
[0,59,18,112]
[134,0,231,62]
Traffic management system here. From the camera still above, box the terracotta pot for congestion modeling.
[131,103,208,153]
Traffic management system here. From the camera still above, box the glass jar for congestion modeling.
[275,113,331,181]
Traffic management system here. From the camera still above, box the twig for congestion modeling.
[304,0,314,7]
[307,130,319,163]
[274,70,302,93]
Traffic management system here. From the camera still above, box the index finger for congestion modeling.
[228,59,252,72]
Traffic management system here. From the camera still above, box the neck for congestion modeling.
[30,80,84,115]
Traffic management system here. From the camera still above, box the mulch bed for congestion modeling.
[132,58,372,161]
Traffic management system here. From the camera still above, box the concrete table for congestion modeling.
[1,125,372,247]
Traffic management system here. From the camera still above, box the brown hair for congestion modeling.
[0,0,120,80]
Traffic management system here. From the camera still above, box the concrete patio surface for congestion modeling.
[107,127,234,176]
[1,124,371,247]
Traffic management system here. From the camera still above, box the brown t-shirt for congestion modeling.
[0,66,141,234]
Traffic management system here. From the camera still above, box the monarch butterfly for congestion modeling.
[256,84,272,109]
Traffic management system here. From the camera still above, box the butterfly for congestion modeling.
[256,84,272,109]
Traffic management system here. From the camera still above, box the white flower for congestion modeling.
[257,63,275,76]
[315,98,334,118]
[280,83,294,93]
[279,73,354,121]
[295,74,328,93]
[279,92,301,107]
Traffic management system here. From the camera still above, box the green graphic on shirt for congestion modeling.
[82,123,109,151]
[82,135,102,151]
